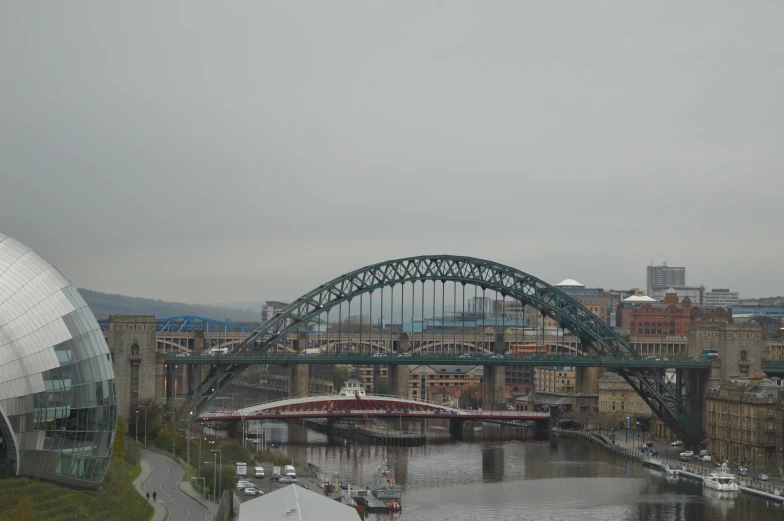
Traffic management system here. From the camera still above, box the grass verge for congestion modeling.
[0,457,153,521]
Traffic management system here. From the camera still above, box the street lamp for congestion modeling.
[191,476,207,521]
[205,455,217,504]
[135,410,139,443]
[210,449,222,502]
[138,405,148,448]
[165,411,176,456]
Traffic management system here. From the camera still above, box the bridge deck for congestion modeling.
[166,353,711,369]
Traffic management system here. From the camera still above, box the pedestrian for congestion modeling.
[146,492,150,501]
[152,491,157,502]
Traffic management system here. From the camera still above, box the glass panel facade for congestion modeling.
[0,233,116,488]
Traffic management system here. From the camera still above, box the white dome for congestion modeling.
[623,295,657,302]
[555,279,584,287]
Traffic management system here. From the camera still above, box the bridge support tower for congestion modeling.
[388,364,410,398]
[483,333,507,410]
[575,366,604,394]
[288,332,310,398]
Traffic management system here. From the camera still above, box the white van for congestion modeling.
[254,466,265,478]
[284,465,296,478]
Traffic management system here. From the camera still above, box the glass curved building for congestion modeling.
[0,233,116,488]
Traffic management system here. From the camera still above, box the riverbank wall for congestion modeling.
[553,428,784,503]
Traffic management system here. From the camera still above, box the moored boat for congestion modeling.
[368,462,402,502]
[703,463,739,493]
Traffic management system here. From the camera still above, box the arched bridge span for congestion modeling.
[191,255,704,445]
[198,394,549,422]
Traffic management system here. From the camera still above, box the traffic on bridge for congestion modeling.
[166,351,712,369]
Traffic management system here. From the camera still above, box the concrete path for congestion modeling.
[136,449,216,521]
[132,456,167,521]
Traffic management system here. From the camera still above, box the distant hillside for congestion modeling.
[78,288,261,322]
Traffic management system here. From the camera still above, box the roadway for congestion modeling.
[164,352,711,369]
[140,449,209,521]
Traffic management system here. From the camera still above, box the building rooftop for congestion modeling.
[239,484,361,521]
[622,295,657,302]
[555,279,584,287]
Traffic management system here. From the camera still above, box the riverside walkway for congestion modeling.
[553,428,784,503]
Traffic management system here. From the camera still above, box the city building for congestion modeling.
[515,391,571,413]
[598,371,649,417]
[689,323,764,383]
[705,289,740,308]
[615,295,657,329]
[705,374,779,469]
[408,365,482,401]
[0,233,117,488]
[505,344,546,391]
[620,292,733,357]
[467,296,494,315]
[646,264,686,296]
[529,279,612,328]
[534,367,575,394]
[596,372,673,439]
[261,301,288,322]
[355,364,388,393]
[649,285,705,304]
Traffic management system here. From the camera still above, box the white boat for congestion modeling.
[703,463,739,493]
[665,464,680,476]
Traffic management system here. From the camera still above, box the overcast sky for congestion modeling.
[2,2,783,305]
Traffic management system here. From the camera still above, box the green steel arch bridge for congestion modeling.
[179,255,709,447]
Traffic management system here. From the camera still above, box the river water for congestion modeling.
[254,420,783,521]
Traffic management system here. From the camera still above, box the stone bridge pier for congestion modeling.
[483,333,507,410]
[289,332,309,398]
[388,364,410,398]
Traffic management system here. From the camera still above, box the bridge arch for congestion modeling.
[192,255,702,445]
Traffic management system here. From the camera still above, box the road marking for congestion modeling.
[147,452,192,521]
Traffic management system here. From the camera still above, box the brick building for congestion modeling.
[408,365,482,401]
[623,292,733,357]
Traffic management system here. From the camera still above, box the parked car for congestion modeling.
[243,488,262,496]
[679,451,694,460]
[737,466,748,477]
[270,473,281,481]
[671,440,683,446]
[237,481,252,491]
[279,476,299,484]
[757,473,770,481]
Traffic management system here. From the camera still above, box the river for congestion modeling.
[252,419,783,521]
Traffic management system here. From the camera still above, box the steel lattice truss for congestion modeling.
[190,255,703,444]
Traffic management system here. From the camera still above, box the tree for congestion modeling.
[333,366,351,390]
[373,376,388,395]
[458,384,482,409]
[135,397,164,441]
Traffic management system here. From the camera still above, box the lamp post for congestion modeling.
[210,449,222,502]
[135,410,139,443]
[138,405,148,448]
[166,411,175,455]
[192,476,207,521]
[206,453,217,504]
